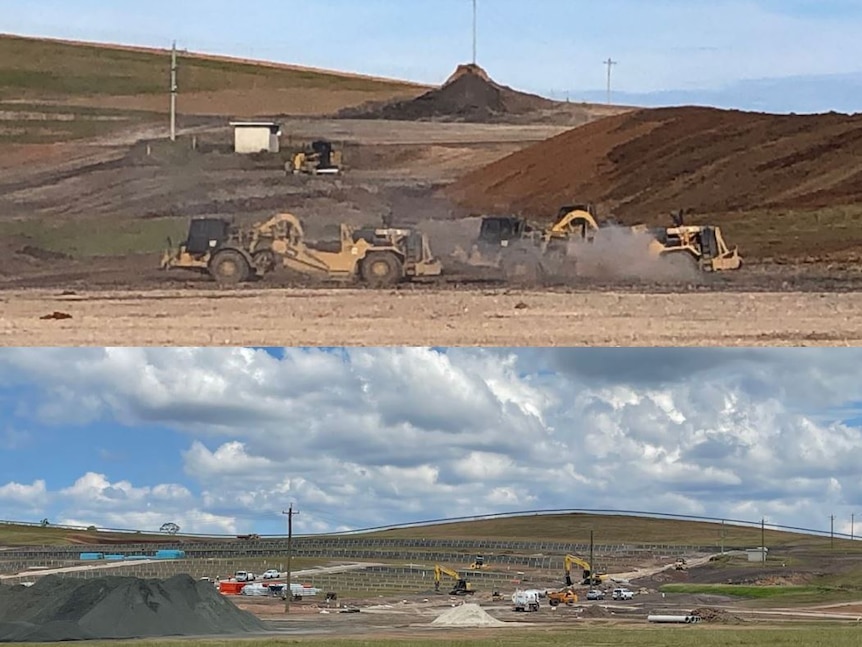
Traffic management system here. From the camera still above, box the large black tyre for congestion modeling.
[361,252,403,288]
[209,249,251,285]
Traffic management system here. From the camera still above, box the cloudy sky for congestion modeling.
[1,347,861,538]
[2,0,862,113]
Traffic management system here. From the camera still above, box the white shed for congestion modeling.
[746,547,768,562]
[229,121,281,154]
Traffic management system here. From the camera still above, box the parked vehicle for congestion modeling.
[612,587,634,600]
[262,569,281,579]
[512,589,541,612]
[235,570,256,582]
[586,589,605,600]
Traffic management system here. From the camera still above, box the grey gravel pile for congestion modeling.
[0,574,267,642]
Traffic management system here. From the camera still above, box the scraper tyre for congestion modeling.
[209,249,251,285]
[361,252,403,288]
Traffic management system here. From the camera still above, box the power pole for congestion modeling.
[720,520,725,555]
[588,529,594,584]
[761,518,766,563]
[472,0,478,65]
[831,514,835,549]
[604,57,617,105]
[282,505,299,613]
[170,40,178,142]
[852,513,855,541]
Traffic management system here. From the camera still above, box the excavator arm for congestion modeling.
[564,554,606,586]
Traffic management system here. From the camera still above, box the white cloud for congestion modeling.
[1,348,861,536]
[0,480,48,509]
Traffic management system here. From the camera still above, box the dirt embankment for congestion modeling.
[340,64,621,126]
[446,106,862,220]
[0,574,266,642]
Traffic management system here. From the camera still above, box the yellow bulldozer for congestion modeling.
[160,211,442,287]
[433,565,474,596]
[453,203,741,280]
[287,139,343,176]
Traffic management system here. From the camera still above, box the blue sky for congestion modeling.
[2,347,862,538]
[2,0,862,112]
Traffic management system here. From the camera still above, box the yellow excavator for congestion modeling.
[160,211,442,287]
[433,565,474,596]
[564,554,607,587]
[468,554,486,570]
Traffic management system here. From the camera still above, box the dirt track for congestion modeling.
[3,287,861,346]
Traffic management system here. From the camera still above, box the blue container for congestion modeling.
[154,549,186,559]
[104,554,126,561]
[79,553,104,561]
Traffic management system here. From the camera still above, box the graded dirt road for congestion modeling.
[3,287,861,346]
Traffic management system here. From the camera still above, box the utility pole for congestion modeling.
[170,40,178,142]
[831,514,835,549]
[472,0,478,65]
[720,520,725,555]
[852,513,855,541]
[588,529,594,585]
[604,57,617,105]
[761,518,766,564]
[282,505,299,613]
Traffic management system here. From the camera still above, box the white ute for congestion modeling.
[612,587,634,600]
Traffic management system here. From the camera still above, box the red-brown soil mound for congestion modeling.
[339,63,558,122]
[446,106,862,222]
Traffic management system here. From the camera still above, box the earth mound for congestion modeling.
[339,63,557,123]
[0,574,267,642]
[691,606,745,624]
[446,106,862,220]
[431,602,507,626]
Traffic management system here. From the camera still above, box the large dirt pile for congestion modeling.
[431,602,507,627]
[340,63,558,123]
[0,574,267,642]
[446,106,862,220]
[691,606,745,624]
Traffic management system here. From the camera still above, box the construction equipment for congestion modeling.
[288,139,342,176]
[468,554,486,570]
[647,210,742,271]
[512,589,541,612]
[547,588,578,607]
[454,203,741,279]
[564,555,607,587]
[433,565,474,596]
[674,558,688,571]
[160,212,442,287]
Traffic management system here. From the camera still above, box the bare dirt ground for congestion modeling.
[3,284,861,346]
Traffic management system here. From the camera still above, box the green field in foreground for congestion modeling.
[70,626,862,647]
[0,215,188,258]
[661,583,831,598]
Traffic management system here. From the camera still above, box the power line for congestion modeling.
[282,505,299,613]
[472,0,478,65]
[604,57,617,105]
[170,40,178,142]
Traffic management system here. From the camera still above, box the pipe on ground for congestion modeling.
[647,614,701,624]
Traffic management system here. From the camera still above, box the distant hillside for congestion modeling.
[0,34,427,118]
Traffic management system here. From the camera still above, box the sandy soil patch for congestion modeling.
[2,287,861,346]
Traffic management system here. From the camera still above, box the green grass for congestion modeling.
[0,34,422,100]
[66,626,862,647]
[660,583,830,599]
[0,216,188,258]
[0,101,161,143]
[701,205,862,262]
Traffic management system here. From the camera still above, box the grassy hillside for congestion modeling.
[1,513,852,549]
[0,34,428,143]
